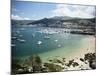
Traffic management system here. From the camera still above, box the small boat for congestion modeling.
[48,32,54,35]
[54,40,58,42]
[37,41,42,45]
[12,37,17,39]
[44,36,50,39]
[18,39,26,43]
[11,44,16,47]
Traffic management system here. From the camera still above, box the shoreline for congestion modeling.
[52,36,95,70]
[38,35,95,63]
[65,36,95,60]
[38,35,96,70]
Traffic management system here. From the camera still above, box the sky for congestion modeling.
[11,0,96,20]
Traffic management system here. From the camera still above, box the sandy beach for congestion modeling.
[65,36,96,60]
[58,36,96,70]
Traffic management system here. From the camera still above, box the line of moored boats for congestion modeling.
[11,28,64,48]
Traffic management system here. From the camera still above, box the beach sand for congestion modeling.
[65,36,96,60]
[62,36,96,70]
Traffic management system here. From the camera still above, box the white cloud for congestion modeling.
[52,4,95,18]
[24,17,30,20]
[11,14,30,20]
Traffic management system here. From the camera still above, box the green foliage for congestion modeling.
[35,55,42,64]
[44,63,63,72]
[84,53,96,69]
[67,59,74,67]
[49,58,64,65]
[80,58,84,62]
[84,53,96,61]
[11,52,96,74]
[72,62,79,67]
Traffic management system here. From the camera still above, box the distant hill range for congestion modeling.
[11,16,95,26]
[11,20,35,25]
[11,16,96,35]
[28,16,95,27]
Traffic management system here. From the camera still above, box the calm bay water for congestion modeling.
[11,26,90,61]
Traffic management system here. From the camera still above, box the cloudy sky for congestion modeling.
[11,0,96,20]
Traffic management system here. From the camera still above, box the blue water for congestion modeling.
[11,26,89,60]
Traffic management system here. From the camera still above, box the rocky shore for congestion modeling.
[11,52,96,74]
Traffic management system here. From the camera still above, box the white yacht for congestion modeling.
[44,36,50,39]
[37,41,42,45]
[54,39,58,42]
[18,39,26,43]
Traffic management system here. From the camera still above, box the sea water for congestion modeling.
[11,26,90,61]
